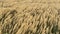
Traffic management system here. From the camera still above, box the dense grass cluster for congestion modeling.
[0,6,60,34]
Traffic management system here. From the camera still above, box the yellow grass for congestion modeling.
[0,0,60,34]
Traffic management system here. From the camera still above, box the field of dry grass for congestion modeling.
[0,0,60,34]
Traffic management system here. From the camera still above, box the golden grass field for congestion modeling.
[0,0,60,34]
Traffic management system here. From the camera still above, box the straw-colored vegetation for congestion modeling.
[0,0,60,34]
